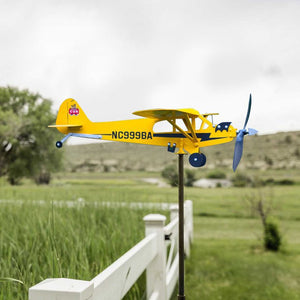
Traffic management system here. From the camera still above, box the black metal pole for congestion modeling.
[178,153,185,299]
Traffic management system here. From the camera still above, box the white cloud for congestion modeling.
[0,0,299,134]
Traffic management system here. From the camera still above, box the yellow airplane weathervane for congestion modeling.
[49,94,257,171]
[49,93,258,299]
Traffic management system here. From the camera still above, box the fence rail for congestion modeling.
[29,200,193,300]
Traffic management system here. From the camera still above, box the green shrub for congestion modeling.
[206,170,226,179]
[185,169,197,187]
[161,165,197,187]
[284,135,292,144]
[264,178,275,185]
[263,178,294,186]
[232,172,252,187]
[34,172,51,185]
[161,165,178,187]
[251,176,265,188]
[264,155,273,166]
[264,219,281,251]
[277,179,294,186]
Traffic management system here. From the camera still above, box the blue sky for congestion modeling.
[1,0,300,136]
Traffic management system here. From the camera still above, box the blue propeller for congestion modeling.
[232,94,258,171]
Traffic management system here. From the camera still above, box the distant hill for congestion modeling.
[64,131,300,173]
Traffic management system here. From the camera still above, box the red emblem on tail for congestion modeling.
[69,105,79,116]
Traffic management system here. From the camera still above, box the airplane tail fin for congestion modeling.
[49,98,91,133]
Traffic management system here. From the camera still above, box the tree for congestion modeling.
[161,164,197,187]
[0,86,62,184]
[244,190,281,251]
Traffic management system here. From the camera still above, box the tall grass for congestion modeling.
[0,199,158,300]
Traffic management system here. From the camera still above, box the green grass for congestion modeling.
[0,172,299,299]
[185,214,300,297]
[185,239,300,300]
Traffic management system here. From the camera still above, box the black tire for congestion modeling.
[189,153,206,167]
[56,141,63,148]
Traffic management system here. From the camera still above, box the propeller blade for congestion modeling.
[233,130,245,172]
[232,94,257,171]
[247,128,258,136]
[243,94,252,129]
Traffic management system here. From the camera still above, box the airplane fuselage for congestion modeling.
[56,117,237,154]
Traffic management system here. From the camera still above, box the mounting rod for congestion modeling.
[178,153,185,299]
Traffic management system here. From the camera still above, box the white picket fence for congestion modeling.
[29,200,193,300]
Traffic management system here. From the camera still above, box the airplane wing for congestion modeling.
[133,108,200,119]
[48,124,82,128]
[202,113,219,118]
[133,109,201,144]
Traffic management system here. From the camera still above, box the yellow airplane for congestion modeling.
[49,95,257,171]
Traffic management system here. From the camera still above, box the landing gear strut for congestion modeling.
[55,133,102,149]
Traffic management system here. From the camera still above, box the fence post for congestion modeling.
[143,214,167,300]
[170,204,179,221]
[185,200,193,243]
[184,200,193,258]
[29,278,94,300]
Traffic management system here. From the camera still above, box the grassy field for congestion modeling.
[0,171,299,299]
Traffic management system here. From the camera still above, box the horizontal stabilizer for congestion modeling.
[48,124,82,128]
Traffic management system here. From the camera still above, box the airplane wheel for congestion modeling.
[56,141,63,148]
[189,153,206,167]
